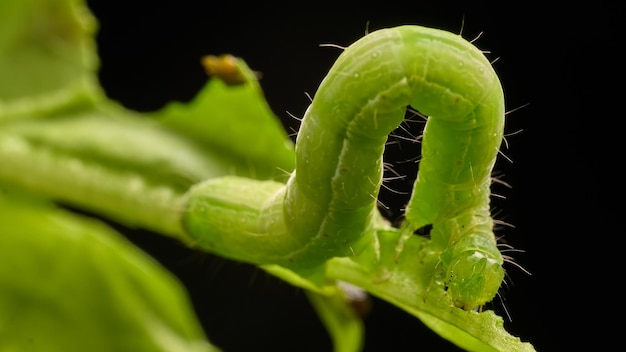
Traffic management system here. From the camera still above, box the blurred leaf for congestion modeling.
[0,191,220,352]
[306,285,366,352]
[0,0,102,116]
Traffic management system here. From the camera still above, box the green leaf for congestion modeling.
[0,0,103,117]
[0,191,220,352]
[306,285,366,352]
[262,264,366,352]
[327,229,536,352]
[154,56,295,181]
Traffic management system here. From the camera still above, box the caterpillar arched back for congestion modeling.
[182,25,506,308]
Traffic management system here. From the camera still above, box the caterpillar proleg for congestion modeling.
[182,25,506,306]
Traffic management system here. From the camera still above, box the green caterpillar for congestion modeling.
[182,25,506,308]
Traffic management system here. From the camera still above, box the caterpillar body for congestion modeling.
[182,25,506,308]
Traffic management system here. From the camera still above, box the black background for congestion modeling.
[85,1,620,351]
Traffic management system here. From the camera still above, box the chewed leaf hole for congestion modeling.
[413,224,433,238]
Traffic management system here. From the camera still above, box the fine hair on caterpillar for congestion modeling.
[182,25,513,310]
[377,111,424,223]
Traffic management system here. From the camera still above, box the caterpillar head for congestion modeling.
[440,233,504,311]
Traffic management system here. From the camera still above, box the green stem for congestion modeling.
[0,133,190,241]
